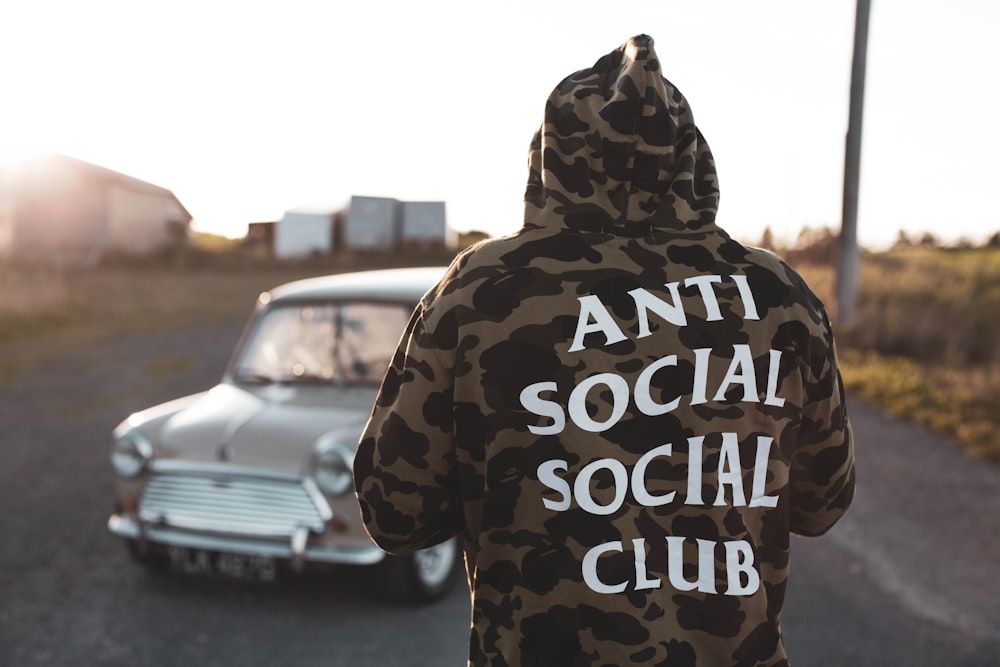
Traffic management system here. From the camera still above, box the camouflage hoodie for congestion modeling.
[355,34,855,667]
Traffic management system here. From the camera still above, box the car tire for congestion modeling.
[378,537,462,604]
[123,539,166,573]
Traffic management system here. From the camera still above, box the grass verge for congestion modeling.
[838,349,999,461]
[796,245,1000,462]
[0,266,320,383]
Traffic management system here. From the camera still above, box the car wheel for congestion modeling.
[123,539,166,573]
[379,538,462,604]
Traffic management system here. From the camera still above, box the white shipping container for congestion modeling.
[343,196,399,251]
[400,201,448,246]
[274,211,334,258]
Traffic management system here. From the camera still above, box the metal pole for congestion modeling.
[836,0,871,326]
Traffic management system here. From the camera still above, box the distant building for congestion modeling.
[273,207,342,259]
[342,195,452,253]
[0,153,191,264]
[270,195,453,259]
[400,200,454,249]
[342,196,400,252]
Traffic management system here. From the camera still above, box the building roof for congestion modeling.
[10,152,192,221]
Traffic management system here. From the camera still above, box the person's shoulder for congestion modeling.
[734,241,798,279]
[436,230,539,285]
[737,242,792,273]
[456,228,540,266]
[417,232,521,309]
[727,241,831,317]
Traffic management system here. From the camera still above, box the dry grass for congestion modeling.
[0,265,320,382]
[794,245,1000,461]
[847,247,1000,366]
[837,349,999,460]
[0,265,73,316]
[0,266,315,341]
[144,355,198,379]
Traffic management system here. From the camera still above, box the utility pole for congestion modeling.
[836,0,871,326]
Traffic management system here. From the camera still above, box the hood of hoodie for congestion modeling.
[524,34,719,236]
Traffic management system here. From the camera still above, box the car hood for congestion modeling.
[153,382,378,474]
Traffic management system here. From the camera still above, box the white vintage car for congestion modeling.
[107,266,460,602]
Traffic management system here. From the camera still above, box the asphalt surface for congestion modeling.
[2,312,998,666]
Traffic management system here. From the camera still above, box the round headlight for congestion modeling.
[111,429,153,478]
[314,443,354,496]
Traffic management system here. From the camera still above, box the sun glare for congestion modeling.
[0,140,47,170]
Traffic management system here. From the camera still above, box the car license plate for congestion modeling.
[166,546,277,582]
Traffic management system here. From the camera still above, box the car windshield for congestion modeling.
[231,301,412,386]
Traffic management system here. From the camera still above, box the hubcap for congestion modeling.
[413,540,456,586]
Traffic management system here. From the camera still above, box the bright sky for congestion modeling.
[1,0,997,249]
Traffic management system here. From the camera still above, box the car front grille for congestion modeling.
[138,467,330,539]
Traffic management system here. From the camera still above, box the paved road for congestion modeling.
[1,316,998,666]
[783,400,1000,666]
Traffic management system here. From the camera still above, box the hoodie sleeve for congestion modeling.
[353,301,463,554]
[788,311,857,537]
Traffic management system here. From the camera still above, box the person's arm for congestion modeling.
[788,315,857,537]
[353,303,463,554]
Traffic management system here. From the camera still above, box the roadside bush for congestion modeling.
[842,247,1000,368]
[783,244,1000,460]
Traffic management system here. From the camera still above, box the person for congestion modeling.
[354,34,855,666]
